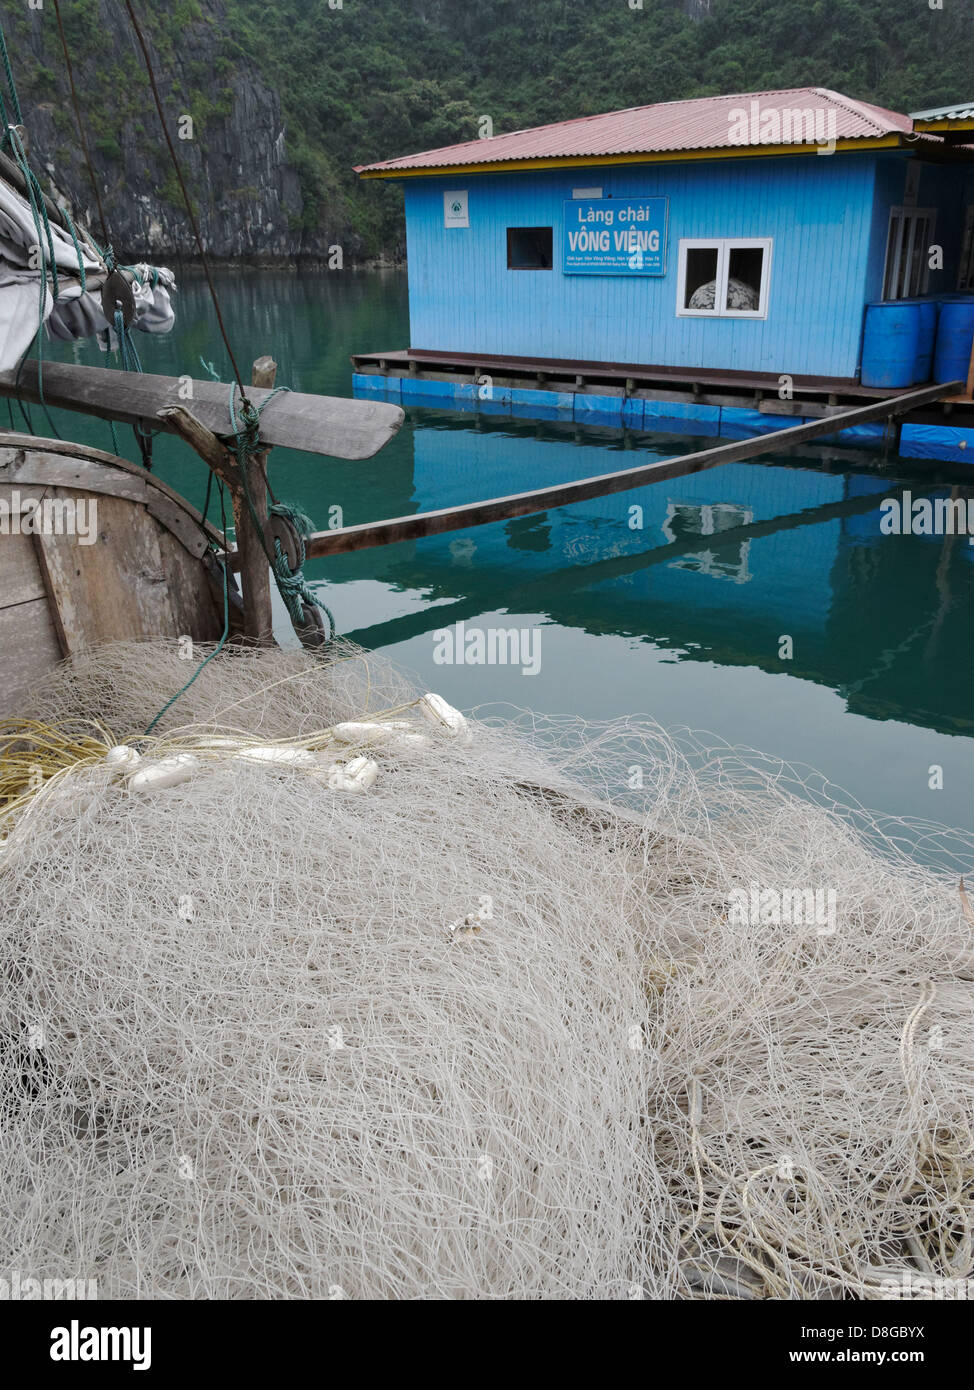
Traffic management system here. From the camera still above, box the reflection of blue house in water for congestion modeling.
[336,418,974,735]
[407,424,879,637]
[353,88,974,461]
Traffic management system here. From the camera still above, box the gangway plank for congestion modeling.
[305,381,963,558]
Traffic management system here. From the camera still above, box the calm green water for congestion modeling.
[34,269,974,847]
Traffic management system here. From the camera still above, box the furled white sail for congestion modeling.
[0,174,175,371]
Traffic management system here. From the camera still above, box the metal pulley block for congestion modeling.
[297,603,328,649]
[265,510,299,570]
[101,269,136,327]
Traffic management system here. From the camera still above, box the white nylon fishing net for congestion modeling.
[1,640,972,1299]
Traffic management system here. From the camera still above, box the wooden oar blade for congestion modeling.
[0,361,404,460]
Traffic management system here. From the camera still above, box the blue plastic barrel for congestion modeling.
[934,301,974,384]
[911,299,939,382]
[861,302,922,388]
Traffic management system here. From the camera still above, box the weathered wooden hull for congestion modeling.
[0,432,237,715]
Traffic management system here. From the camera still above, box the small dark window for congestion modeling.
[683,246,719,309]
[725,246,764,311]
[507,227,553,270]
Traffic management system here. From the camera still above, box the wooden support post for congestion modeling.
[228,356,278,644]
[156,357,278,645]
[252,356,278,389]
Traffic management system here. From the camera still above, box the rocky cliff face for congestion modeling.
[10,0,324,263]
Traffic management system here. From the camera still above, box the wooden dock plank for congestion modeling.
[351,347,908,401]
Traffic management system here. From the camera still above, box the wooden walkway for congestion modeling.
[352,346,927,406]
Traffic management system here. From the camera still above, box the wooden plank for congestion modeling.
[341,479,915,652]
[306,382,963,558]
[0,362,406,461]
[33,492,177,652]
[156,529,225,641]
[0,529,47,608]
[0,481,46,514]
[0,435,231,553]
[144,494,211,559]
[5,455,212,560]
[0,433,152,469]
[7,454,151,504]
[0,597,64,714]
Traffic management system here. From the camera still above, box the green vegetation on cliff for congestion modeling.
[219,0,974,255]
[6,0,974,259]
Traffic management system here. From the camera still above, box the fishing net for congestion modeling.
[1,639,972,1300]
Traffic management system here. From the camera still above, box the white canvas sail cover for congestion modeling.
[0,174,175,372]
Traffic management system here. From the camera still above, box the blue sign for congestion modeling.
[563,198,668,275]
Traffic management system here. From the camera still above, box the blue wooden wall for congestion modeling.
[403,153,884,378]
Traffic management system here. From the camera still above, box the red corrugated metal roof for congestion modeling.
[355,88,914,175]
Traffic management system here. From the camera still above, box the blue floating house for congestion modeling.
[352,88,974,461]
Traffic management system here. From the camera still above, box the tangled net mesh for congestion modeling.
[1,639,972,1300]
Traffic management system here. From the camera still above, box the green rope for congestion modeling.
[0,87,12,148]
[110,303,156,469]
[11,134,62,442]
[0,21,23,128]
[8,127,59,304]
[270,503,336,637]
[0,66,89,440]
[57,203,87,293]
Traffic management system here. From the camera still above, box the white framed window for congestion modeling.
[882,207,935,300]
[958,206,974,292]
[676,238,773,319]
